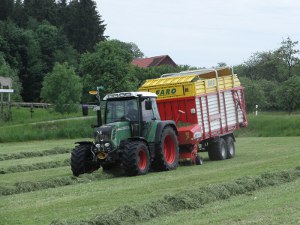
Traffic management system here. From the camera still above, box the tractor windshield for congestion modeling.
[105,98,138,124]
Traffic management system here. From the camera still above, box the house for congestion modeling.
[132,55,177,68]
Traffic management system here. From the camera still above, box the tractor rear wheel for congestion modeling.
[71,144,100,176]
[208,138,227,160]
[153,126,179,171]
[122,141,150,176]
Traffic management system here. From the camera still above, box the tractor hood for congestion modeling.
[94,122,131,145]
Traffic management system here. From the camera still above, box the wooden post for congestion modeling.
[8,92,11,120]
[0,89,14,121]
[0,91,3,115]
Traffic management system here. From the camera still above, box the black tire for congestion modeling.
[101,163,114,171]
[195,154,203,165]
[152,126,179,171]
[122,141,150,176]
[71,144,100,176]
[208,138,227,160]
[225,136,235,159]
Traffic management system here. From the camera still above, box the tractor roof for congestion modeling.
[103,92,157,100]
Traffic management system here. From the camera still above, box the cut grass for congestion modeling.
[0,167,71,188]
[0,158,70,174]
[0,137,299,225]
[139,179,300,225]
[0,153,70,169]
[0,147,70,161]
[0,139,86,154]
[56,168,299,225]
[0,168,119,195]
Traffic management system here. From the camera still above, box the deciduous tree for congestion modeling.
[276,37,300,79]
[80,40,137,101]
[41,62,82,114]
[277,76,300,114]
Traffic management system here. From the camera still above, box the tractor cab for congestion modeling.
[103,92,160,137]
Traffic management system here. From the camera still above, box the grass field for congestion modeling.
[236,112,300,137]
[0,107,83,126]
[0,107,97,142]
[0,137,299,225]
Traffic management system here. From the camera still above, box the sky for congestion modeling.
[95,0,300,68]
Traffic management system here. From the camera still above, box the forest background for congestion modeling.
[0,0,300,114]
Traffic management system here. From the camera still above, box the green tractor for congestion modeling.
[71,91,179,176]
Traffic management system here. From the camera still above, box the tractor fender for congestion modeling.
[127,137,148,145]
[120,137,149,149]
[154,120,178,144]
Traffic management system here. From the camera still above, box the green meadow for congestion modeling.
[0,111,299,224]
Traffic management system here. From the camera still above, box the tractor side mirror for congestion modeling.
[145,99,152,110]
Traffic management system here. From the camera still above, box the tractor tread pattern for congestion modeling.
[122,140,149,176]
[152,126,179,171]
[71,144,99,176]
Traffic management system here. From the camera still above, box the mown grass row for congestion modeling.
[0,147,70,161]
[50,167,300,225]
[0,159,70,174]
[0,169,122,196]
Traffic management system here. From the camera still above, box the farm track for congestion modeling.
[3,116,96,128]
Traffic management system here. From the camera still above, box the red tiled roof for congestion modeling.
[132,55,177,68]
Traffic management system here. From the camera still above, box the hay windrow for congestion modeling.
[50,167,300,225]
[0,147,70,161]
[0,169,122,196]
[0,159,70,174]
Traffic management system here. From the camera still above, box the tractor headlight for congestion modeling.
[104,142,112,152]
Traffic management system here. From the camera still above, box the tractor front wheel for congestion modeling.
[153,126,179,171]
[122,141,150,176]
[71,144,100,176]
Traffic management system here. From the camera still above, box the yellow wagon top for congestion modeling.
[139,67,241,99]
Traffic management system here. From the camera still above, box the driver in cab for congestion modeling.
[125,101,138,121]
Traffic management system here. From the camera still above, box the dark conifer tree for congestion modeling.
[0,0,14,20]
[23,0,58,25]
[64,0,106,53]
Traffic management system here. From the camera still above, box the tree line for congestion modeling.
[0,0,105,103]
[235,37,300,114]
[0,0,299,114]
